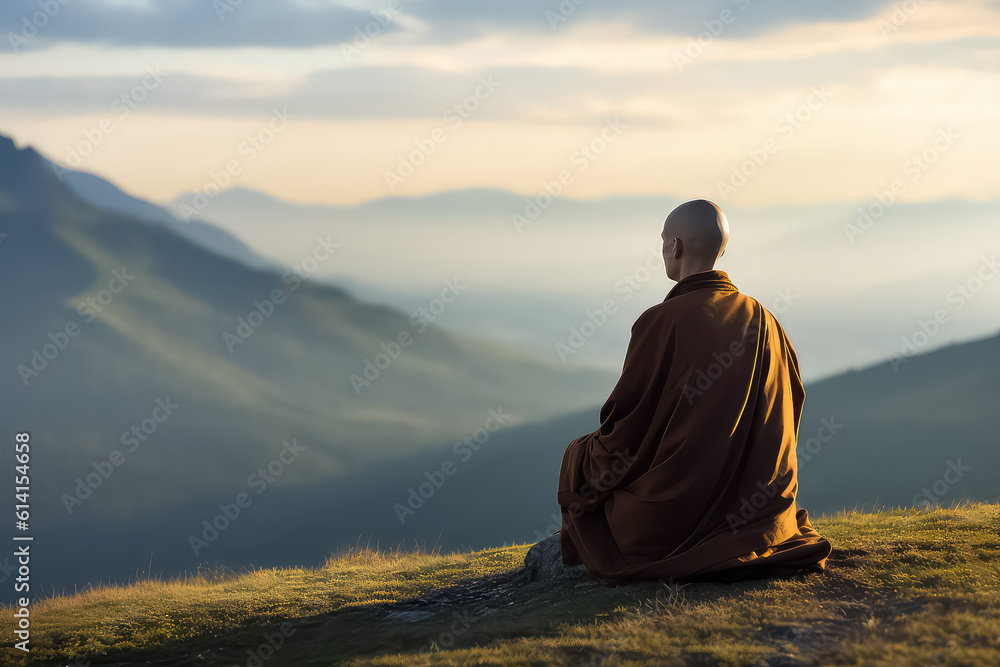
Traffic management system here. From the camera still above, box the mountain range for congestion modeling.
[0,133,614,564]
[1,132,996,600]
[166,185,1000,383]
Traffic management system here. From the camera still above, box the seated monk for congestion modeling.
[558,199,832,581]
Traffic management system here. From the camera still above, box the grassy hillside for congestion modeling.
[3,504,998,666]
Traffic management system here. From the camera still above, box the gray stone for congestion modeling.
[524,534,588,582]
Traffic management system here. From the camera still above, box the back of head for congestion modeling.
[662,200,730,280]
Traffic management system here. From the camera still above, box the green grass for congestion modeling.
[2,504,998,666]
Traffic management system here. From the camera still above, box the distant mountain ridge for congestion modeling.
[0,133,616,596]
[165,183,1000,382]
[796,329,1000,514]
[54,162,274,271]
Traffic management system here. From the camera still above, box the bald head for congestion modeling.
[661,200,730,282]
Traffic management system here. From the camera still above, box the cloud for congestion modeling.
[3,42,998,128]
[408,0,900,40]
[0,64,828,125]
[1,0,389,50]
[347,0,1000,74]
[3,0,991,60]
[1,0,997,210]
[0,0,909,52]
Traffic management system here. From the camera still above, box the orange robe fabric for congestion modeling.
[559,270,831,581]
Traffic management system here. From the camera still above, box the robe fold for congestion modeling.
[558,270,831,581]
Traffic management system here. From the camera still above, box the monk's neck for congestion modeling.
[677,267,720,282]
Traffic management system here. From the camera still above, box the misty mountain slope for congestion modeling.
[36,329,1000,595]
[797,331,1000,513]
[0,134,616,532]
[225,329,1000,555]
[57,161,273,270]
[32,408,597,596]
[170,186,1000,382]
[21,325,1000,595]
[58,166,177,225]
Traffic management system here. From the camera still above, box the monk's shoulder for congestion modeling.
[640,289,747,322]
[633,300,680,326]
[743,296,802,360]
[747,296,792,337]
[639,289,793,334]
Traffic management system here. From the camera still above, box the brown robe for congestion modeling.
[559,270,831,580]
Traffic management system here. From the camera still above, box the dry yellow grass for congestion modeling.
[0,544,528,664]
[1,505,998,666]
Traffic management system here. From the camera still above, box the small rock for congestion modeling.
[524,534,587,582]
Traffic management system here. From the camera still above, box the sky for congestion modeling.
[0,0,998,207]
[1,0,998,384]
